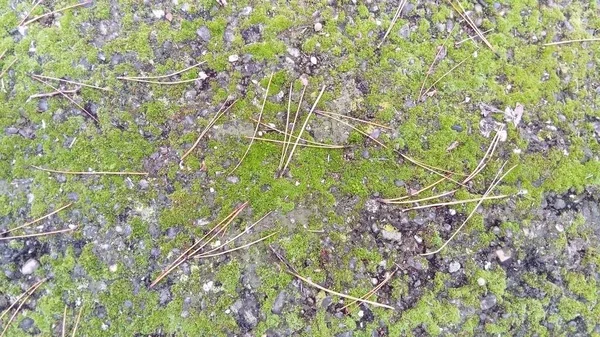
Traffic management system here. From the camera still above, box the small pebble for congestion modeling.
[310,56,317,65]
[480,294,497,310]
[477,278,486,286]
[21,259,40,275]
[314,22,323,32]
[228,54,239,62]
[496,249,511,262]
[152,9,165,19]
[554,198,566,210]
[448,261,461,273]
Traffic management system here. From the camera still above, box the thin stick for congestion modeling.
[61,305,68,337]
[195,231,279,259]
[403,194,507,211]
[463,131,500,184]
[181,100,237,161]
[31,74,111,92]
[288,270,394,309]
[278,84,294,172]
[246,137,346,149]
[30,75,99,123]
[28,88,79,100]
[0,202,73,236]
[18,0,43,26]
[229,73,273,174]
[196,211,272,257]
[448,0,495,52]
[421,163,516,256]
[22,1,91,26]
[0,58,17,79]
[419,24,458,99]
[420,56,469,101]
[0,278,47,337]
[377,0,407,49]
[0,50,6,61]
[340,269,397,311]
[0,226,78,241]
[382,189,457,204]
[115,77,200,85]
[71,303,83,337]
[279,85,308,177]
[119,61,205,80]
[31,165,147,176]
[455,28,493,46]
[543,38,600,46]
[149,202,248,288]
[0,278,46,322]
[383,174,452,202]
[251,118,341,148]
[281,85,327,175]
[316,110,393,130]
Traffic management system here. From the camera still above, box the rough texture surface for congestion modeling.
[1,0,599,336]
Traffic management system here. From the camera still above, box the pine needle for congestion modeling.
[0,227,78,241]
[246,136,346,149]
[543,37,600,46]
[119,61,205,80]
[419,24,458,99]
[22,1,92,26]
[462,131,500,184]
[181,99,237,161]
[0,278,47,337]
[18,0,43,26]
[251,118,343,148]
[61,305,68,337]
[447,0,495,52]
[71,303,83,337]
[382,174,453,202]
[195,231,279,259]
[31,165,148,176]
[377,0,408,49]
[0,202,73,236]
[421,163,516,256]
[115,77,200,85]
[315,110,393,130]
[280,85,327,176]
[278,84,294,172]
[403,194,507,211]
[420,55,470,101]
[28,88,79,101]
[229,73,273,174]
[279,85,308,177]
[0,58,17,79]
[0,278,47,322]
[339,269,397,311]
[30,75,99,123]
[455,28,493,46]
[31,74,111,92]
[382,189,457,204]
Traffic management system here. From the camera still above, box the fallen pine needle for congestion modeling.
[419,24,458,99]
[382,175,453,202]
[246,136,346,149]
[420,56,470,101]
[31,74,111,92]
[543,38,600,46]
[22,1,91,26]
[0,226,78,241]
[280,85,326,175]
[251,118,341,148]
[0,278,47,337]
[403,194,508,211]
[181,99,237,161]
[116,77,199,85]
[455,28,493,47]
[0,50,6,61]
[30,75,99,123]
[278,84,294,172]
[71,303,84,337]
[195,231,279,259]
[0,278,47,322]
[316,110,393,130]
[448,0,495,52]
[421,163,516,256]
[229,73,273,174]
[0,58,17,79]
[382,189,457,204]
[31,165,148,176]
[0,202,73,236]
[463,131,500,184]
[340,269,397,311]
[279,84,307,177]
[28,88,79,101]
[62,305,68,337]
[18,0,42,26]
[119,61,205,80]
[377,0,408,49]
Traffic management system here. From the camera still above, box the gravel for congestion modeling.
[21,259,40,275]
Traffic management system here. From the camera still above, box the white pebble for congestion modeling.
[228,54,239,62]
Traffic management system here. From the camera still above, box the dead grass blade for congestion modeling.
[447,0,495,52]
[115,77,199,85]
[462,131,500,184]
[61,305,68,337]
[149,202,248,288]
[0,58,17,79]
[31,165,148,176]
[0,278,47,337]
[382,174,453,202]
[455,28,493,47]
[0,226,78,241]
[181,100,237,161]
[377,0,408,49]
[0,278,46,322]
[280,85,327,175]
[543,37,600,46]
[0,202,73,236]
[382,189,457,204]
[420,55,470,101]
[229,73,274,174]
[0,50,6,61]
[195,231,279,259]
[403,194,507,212]
[251,118,342,149]
[22,1,91,26]
[419,24,458,99]
[278,84,294,172]
[316,110,393,130]
[30,75,99,123]
[246,137,346,149]
[421,163,516,256]
[31,74,111,92]
[340,269,397,311]
[28,88,79,101]
[71,303,83,337]
[18,0,43,26]
[119,61,205,80]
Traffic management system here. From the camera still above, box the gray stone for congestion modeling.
[226,176,240,184]
[314,22,323,32]
[236,296,259,330]
[382,229,402,242]
[480,294,497,310]
[271,290,287,314]
[21,259,40,275]
[19,317,36,333]
[449,261,461,273]
[5,127,18,135]
[37,99,48,112]
[336,331,353,337]
[554,198,566,210]
[196,26,211,42]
